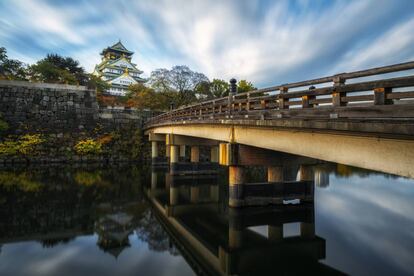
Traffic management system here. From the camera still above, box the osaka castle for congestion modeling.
[93,40,145,96]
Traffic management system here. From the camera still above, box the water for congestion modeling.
[0,163,413,275]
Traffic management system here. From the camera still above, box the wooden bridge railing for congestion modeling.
[146,61,414,127]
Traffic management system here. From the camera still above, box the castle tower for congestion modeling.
[93,40,145,96]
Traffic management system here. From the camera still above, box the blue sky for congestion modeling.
[1,0,414,87]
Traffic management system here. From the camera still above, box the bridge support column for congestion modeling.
[229,166,245,207]
[170,145,179,163]
[190,146,200,163]
[268,225,283,241]
[151,141,158,161]
[267,166,283,182]
[165,145,170,159]
[169,145,179,173]
[210,146,219,163]
[299,164,314,202]
[179,145,186,161]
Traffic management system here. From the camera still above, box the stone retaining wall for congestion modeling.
[0,80,153,164]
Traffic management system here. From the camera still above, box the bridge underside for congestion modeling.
[147,122,414,178]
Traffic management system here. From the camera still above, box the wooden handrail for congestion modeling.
[146,61,414,126]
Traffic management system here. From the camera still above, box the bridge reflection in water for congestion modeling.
[1,164,413,275]
[147,165,342,275]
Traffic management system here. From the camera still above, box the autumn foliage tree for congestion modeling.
[126,83,170,111]
[237,80,256,93]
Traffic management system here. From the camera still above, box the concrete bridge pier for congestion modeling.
[165,134,220,174]
[268,166,283,182]
[151,142,158,161]
[210,146,219,163]
[229,165,245,208]
[165,145,170,160]
[219,143,317,207]
[299,165,315,202]
[170,145,179,163]
[149,133,168,166]
[190,146,200,163]
[179,145,186,161]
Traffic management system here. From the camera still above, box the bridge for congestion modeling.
[145,61,414,207]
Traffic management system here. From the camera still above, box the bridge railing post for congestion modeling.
[302,86,316,108]
[261,99,266,110]
[228,78,237,117]
[246,92,250,111]
[332,75,346,107]
[227,95,232,117]
[374,87,393,105]
[278,87,289,109]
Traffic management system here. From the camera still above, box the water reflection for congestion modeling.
[0,163,413,275]
[148,168,342,275]
[0,165,193,276]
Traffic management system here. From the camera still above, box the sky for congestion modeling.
[1,0,414,87]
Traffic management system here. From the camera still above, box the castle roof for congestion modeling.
[101,40,134,56]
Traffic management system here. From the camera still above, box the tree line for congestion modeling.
[0,47,256,110]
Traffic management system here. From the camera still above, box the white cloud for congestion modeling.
[331,17,414,73]
[1,0,414,86]
[12,0,86,46]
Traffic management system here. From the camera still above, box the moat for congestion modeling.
[0,163,413,275]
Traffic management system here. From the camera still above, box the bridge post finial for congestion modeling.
[229,78,237,95]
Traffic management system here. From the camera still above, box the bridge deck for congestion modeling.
[145,61,414,139]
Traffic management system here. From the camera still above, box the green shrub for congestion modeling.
[0,134,44,156]
[74,139,102,155]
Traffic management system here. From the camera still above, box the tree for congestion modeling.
[28,54,88,85]
[88,74,110,95]
[148,68,171,93]
[195,78,230,100]
[210,79,230,98]
[237,80,256,93]
[126,83,170,111]
[148,65,209,107]
[194,80,211,100]
[0,47,27,80]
